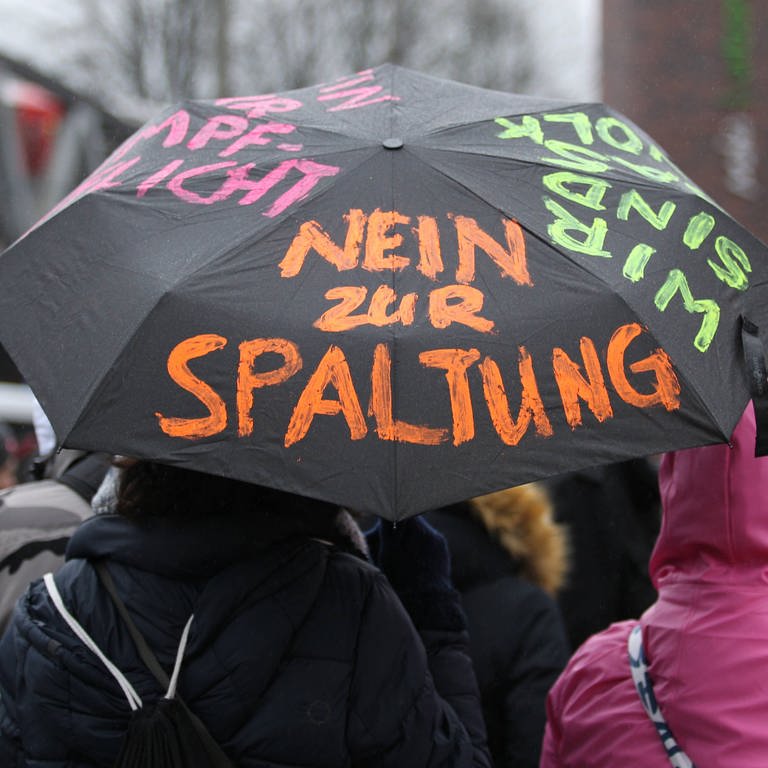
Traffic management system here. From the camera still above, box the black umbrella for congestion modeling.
[1,64,766,519]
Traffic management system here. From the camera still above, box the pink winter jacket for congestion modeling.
[541,404,768,767]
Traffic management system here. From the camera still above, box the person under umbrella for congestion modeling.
[541,402,768,766]
[542,458,661,651]
[0,400,110,634]
[425,484,570,768]
[0,459,492,767]
[0,448,109,634]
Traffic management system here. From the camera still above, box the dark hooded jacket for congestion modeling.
[0,507,491,768]
[541,458,660,650]
[427,484,570,768]
[541,404,768,766]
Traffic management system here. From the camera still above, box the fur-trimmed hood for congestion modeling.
[427,483,568,595]
[470,485,568,594]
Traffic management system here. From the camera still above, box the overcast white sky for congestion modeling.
[0,0,601,104]
[520,0,601,100]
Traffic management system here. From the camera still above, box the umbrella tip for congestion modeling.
[382,137,404,150]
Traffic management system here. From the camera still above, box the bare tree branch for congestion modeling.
[29,0,540,115]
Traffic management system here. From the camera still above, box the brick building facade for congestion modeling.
[603,0,768,242]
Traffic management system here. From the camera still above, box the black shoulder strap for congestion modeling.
[94,561,235,768]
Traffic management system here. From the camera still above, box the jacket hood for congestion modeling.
[67,507,367,579]
[429,484,567,595]
[650,402,768,587]
[543,404,768,766]
[471,485,567,594]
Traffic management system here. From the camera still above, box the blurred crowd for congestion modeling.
[0,419,36,488]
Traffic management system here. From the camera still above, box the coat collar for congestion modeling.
[67,508,366,579]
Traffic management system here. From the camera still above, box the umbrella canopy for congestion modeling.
[1,64,767,519]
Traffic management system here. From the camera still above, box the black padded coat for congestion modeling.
[0,510,491,767]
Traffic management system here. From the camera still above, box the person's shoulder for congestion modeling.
[2,560,112,705]
[321,546,396,604]
[0,478,92,526]
[546,619,643,746]
[325,546,379,579]
[7,558,93,637]
[555,620,636,692]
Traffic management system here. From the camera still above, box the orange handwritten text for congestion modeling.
[314,283,493,333]
[155,322,681,446]
[278,208,531,285]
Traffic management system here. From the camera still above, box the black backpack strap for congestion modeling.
[94,561,235,768]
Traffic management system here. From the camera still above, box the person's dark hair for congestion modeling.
[115,459,339,523]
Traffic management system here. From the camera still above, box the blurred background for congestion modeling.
[0,0,763,479]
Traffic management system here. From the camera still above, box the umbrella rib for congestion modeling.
[389,64,401,519]
[62,146,402,459]
[67,144,408,459]
[401,150,729,441]
[55,275,177,450]
[121,147,385,299]
[403,147,701,291]
[411,102,598,141]
[184,92,381,145]
[410,143,705,199]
